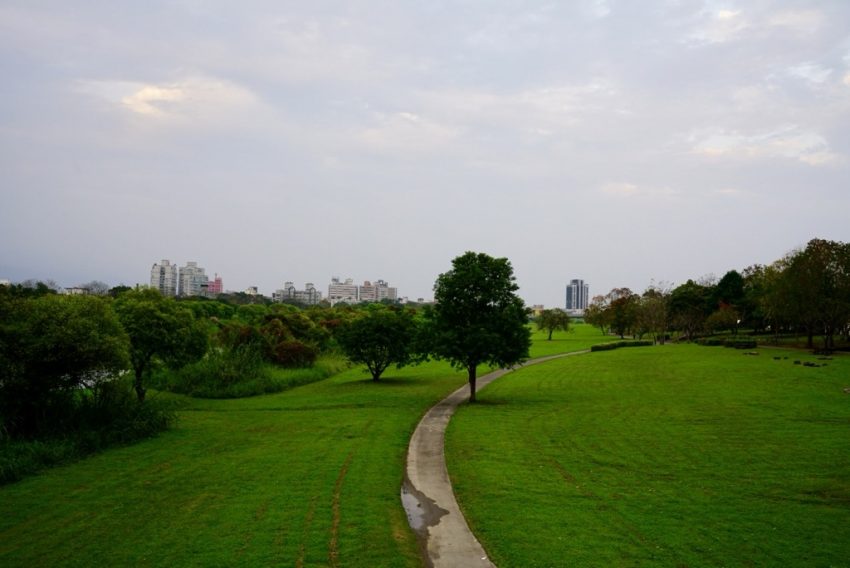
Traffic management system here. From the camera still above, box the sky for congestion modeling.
[1,1,849,307]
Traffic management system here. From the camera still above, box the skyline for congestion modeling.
[2,1,849,307]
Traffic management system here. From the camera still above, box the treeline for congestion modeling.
[0,285,416,482]
[584,238,850,351]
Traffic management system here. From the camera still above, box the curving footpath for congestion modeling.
[402,351,588,568]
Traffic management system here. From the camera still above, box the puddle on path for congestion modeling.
[401,477,449,549]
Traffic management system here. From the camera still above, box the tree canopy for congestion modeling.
[536,308,571,340]
[426,252,531,402]
[114,289,207,401]
[336,305,418,380]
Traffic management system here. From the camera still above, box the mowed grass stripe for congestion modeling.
[0,361,474,567]
[446,345,850,567]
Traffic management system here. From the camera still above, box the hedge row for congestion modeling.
[590,340,654,352]
[696,338,758,349]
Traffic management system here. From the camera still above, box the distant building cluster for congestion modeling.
[565,278,589,316]
[273,282,322,305]
[146,261,401,304]
[328,277,397,306]
[150,260,223,298]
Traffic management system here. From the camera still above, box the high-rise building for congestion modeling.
[178,261,208,297]
[328,277,358,305]
[273,282,322,305]
[565,279,589,316]
[150,260,178,297]
[374,279,397,302]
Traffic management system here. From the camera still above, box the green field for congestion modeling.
[3,325,847,567]
[0,361,473,567]
[446,344,850,566]
[528,323,613,358]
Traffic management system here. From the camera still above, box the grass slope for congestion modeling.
[0,361,470,567]
[446,345,850,567]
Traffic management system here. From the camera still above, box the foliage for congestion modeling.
[426,252,531,402]
[114,288,208,401]
[535,308,571,341]
[669,279,712,340]
[266,339,318,368]
[0,294,129,437]
[336,305,418,380]
[0,379,173,484]
[637,284,671,344]
[589,340,654,352]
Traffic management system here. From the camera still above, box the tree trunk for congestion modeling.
[468,364,477,403]
[134,367,146,402]
[547,329,553,341]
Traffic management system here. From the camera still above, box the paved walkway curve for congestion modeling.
[402,351,589,568]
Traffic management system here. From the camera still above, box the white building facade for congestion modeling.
[273,282,323,305]
[150,260,178,297]
[178,261,208,297]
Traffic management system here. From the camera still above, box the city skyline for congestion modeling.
[2,2,848,307]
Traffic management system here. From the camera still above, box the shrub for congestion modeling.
[590,340,653,352]
[267,340,318,368]
[0,379,173,485]
[157,346,273,398]
[723,339,757,349]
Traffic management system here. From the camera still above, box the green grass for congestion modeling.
[446,344,850,566]
[0,361,470,567]
[528,323,615,358]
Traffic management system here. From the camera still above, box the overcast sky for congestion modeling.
[2,1,849,306]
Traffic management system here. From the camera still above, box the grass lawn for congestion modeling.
[446,344,850,567]
[528,323,615,358]
[0,361,472,567]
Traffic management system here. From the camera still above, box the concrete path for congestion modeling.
[402,351,588,568]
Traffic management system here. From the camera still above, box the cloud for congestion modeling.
[767,10,824,35]
[122,86,185,116]
[75,76,260,125]
[359,111,461,154]
[687,8,749,45]
[600,182,679,198]
[691,126,838,165]
[844,72,850,87]
[788,62,833,85]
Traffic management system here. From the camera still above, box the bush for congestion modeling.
[155,346,274,398]
[723,339,757,349]
[0,379,173,485]
[267,340,318,368]
[590,340,653,352]
[696,338,725,346]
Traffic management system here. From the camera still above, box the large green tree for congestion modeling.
[0,294,129,436]
[427,252,531,402]
[536,308,571,340]
[115,289,207,401]
[336,306,417,380]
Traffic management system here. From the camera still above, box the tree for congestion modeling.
[669,280,711,340]
[584,295,611,335]
[336,306,417,380]
[606,288,639,339]
[536,308,571,340]
[114,289,208,401]
[426,252,531,402]
[80,280,110,296]
[638,283,671,344]
[0,295,129,437]
[780,239,850,350]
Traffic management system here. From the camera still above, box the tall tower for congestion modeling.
[565,279,589,315]
[150,260,178,297]
[178,261,207,297]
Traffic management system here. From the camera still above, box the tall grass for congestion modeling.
[153,348,350,398]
